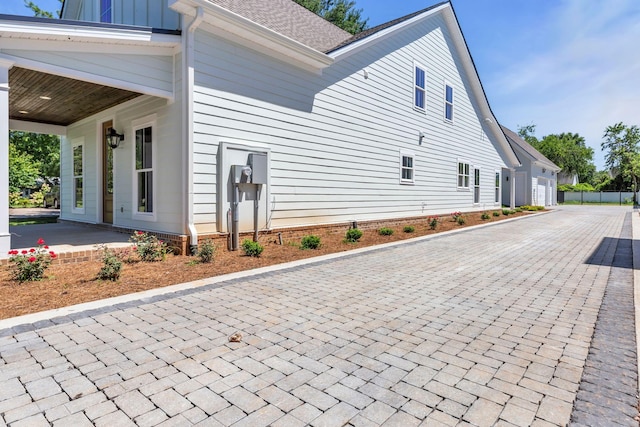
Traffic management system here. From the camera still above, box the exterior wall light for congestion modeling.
[106,127,124,149]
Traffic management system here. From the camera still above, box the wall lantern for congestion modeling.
[106,127,124,149]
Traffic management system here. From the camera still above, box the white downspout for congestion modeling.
[182,7,204,254]
[510,168,516,209]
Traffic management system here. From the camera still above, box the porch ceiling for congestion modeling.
[9,67,141,127]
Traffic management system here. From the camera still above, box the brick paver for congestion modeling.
[0,205,636,425]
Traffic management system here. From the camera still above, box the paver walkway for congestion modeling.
[0,205,635,426]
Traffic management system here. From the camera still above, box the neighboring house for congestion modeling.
[0,0,520,254]
[501,126,560,207]
[557,172,579,186]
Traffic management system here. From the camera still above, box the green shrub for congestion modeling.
[345,228,363,242]
[8,238,57,282]
[502,209,511,216]
[130,231,170,262]
[427,216,439,230]
[378,227,394,236]
[492,211,500,217]
[300,235,321,250]
[451,211,462,222]
[456,216,466,225]
[241,239,264,257]
[197,239,216,263]
[481,212,490,220]
[403,226,415,233]
[96,246,123,281]
[514,207,523,213]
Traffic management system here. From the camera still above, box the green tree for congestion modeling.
[9,144,41,193]
[10,132,60,178]
[601,122,640,196]
[24,0,62,18]
[293,0,368,34]
[517,124,539,146]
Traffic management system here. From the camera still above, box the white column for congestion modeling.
[0,61,12,256]
[510,168,516,209]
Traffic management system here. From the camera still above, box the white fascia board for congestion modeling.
[440,8,520,168]
[0,37,179,56]
[169,0,333,73]
[329,3,449,62]
[0,19,181,51]
[9,119,67,136]
[534,159,562,172]
[0,52,173,100]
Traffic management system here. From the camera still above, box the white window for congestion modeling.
[400,151,415,184]
[457,161,470,189]
[100,0,112,23]
[444,83,454,121]
[72,141,84,213]
[414,63,426,111]
[495,171,500,203]
[133,117,156,219]
[474,168,480,203]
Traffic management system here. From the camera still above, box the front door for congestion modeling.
[102,121,114,224]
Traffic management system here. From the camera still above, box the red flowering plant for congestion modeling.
[129,231,170,262]
[7,238,57,282]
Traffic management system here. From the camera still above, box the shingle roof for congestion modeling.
[207,0,352,52]
[501,125,561,171]
[327,1,448,53]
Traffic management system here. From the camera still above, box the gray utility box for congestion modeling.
[232,165,252,184]
[248,153,268,185]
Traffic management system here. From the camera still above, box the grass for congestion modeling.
[10,217,58,226]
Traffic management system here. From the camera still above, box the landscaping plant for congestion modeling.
[451,211,463,222]
[7,238,57,282]
[197,239,216,263]
[403,226,415,233]
[241,239,264,257]
[378,227,394,236]
[130,231,170,262]
[427,216,439,230]
[456,215,466,225]
[300,235,321,250]
[96,245,123,281]
[492,211,500,217]
[481,212,490,220]
[345,228,363,242]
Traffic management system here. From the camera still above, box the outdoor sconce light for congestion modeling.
[106,127,124,149]
[419,131,425,145]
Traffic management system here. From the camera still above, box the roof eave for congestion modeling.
[169,0,333,74]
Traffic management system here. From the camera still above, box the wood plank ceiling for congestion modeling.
[9,67,141,126]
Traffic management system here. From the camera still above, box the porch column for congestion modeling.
[509,168,516,209]
[0,61,11,255]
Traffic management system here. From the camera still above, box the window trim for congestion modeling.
[132,115,157,221]
[457,159,470,190]
[495,170,501,204]
[473,167,480,204]
[444,81,454,122]
[400,150,415,185]
[413,62,427,112]
[71,138,85,214]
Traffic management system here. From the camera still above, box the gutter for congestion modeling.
[182,6,203,254]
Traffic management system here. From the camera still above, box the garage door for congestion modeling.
[537,178,547,206]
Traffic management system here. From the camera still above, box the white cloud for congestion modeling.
[486,0,640,169]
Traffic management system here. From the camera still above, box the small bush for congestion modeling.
[241,239,264,257]
[96,246,123,281]
[456,216,466,225]
[345,228,363,242]
[300,235,321,250]
[481,212,490,220]
[427,216,439,230]
[7,238,57,282]
[403,226,415,233]
[502,209,511,216]
[197,239,216,263]
[451,211,463,222]
[514,207,523,213]
[378,227,394,236]
[492,211,500,217]
[130,231,170,262]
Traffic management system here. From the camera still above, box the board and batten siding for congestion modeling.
[76,0,180,30]
[192,14,511,232]
[2,50,174,96]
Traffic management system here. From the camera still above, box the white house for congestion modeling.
[501,126,560,207]
[0,0,520,254]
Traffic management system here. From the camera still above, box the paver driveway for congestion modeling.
[0,205,635,426]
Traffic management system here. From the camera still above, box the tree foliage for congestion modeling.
[292,0,368,34]
[10,132,60,178]
[517,125,595,184]
[9,144,41,193]
[601,122,640,194]
[23,0,62,18]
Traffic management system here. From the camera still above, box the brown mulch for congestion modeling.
[0,210,539,319]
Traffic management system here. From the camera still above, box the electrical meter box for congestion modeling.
[232,165,252,184]
[248,153,268,184]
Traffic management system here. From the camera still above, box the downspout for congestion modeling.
[182,7,204,254]
[510,168,516,209]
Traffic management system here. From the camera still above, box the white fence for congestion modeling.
[559,191,638,204]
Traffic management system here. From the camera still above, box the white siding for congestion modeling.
[78,0,180,30]
[192,15,511,231]
[3,50,174,95]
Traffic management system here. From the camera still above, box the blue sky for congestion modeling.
[3,0,640,169]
